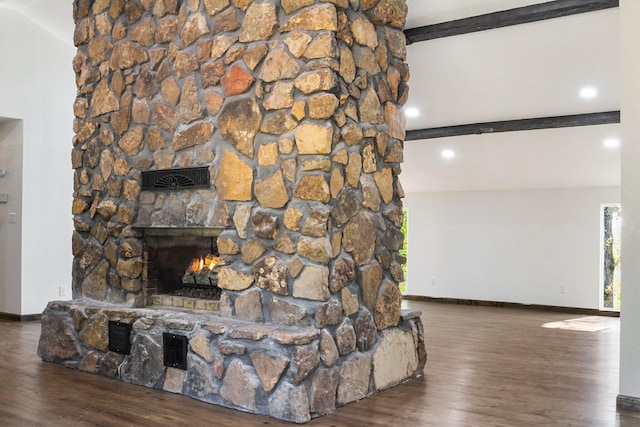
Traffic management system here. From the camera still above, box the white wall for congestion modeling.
[619,0,640,402]
[405,187,621,310]
[0,120,23,314]
[0,8,75,315]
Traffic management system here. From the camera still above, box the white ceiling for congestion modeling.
[0,0,621,193]
[402,1,620,193]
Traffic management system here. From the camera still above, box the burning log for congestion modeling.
[182,254,225,287]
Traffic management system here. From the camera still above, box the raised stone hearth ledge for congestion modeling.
[38,299,426,423]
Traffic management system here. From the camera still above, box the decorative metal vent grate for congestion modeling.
[141,167,210,191]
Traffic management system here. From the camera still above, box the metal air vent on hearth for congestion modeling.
[141,167,210,191]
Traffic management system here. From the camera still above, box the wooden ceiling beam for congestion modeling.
[405,0,619,44]
[405,111,621,141]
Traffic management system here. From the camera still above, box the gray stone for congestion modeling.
[220,359,260,411]
[269,297,308,326]
[250,350,289,393]
[293,265,330,301]
[235,289,264,322]
[372,328,419,391]
[315,299,343,329]
[337,354,372,405]
[336,318,357,356]
[38,310,81,361]
[187,353,218,398]
[355,308,378,351]
[291,343,320,385]
[268,382,311,424]
[331,186,362,227]
[121,334,164,388]
[319,329,339,367]
[310,367,340,416]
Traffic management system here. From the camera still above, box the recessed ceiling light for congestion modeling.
[404,107,420,118]
[604,138,620,148]
[579,86,598,99]
[441,149,455,159]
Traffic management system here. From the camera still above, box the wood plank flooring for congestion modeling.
[1,301,640,426]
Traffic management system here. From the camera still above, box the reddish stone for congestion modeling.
[221,63,255,96]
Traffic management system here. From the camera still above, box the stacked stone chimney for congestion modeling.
[41,0,425,422]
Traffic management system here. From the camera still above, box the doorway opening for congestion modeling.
[601,204,621,311]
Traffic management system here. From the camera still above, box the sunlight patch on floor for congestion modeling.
[542,316,611,332]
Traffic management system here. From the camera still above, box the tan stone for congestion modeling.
[204,0,229,16]
[293,265,330,301]
[360,87,383,124]
[132,99,150,124]
[370,0,408,29]
[239,3,278,42]
[292,101,306,121]
[212,7,240,33]
[354,45,381,75]
[241,240,266,264]
[302,158,331,172]
[173,122,214,151]
[339,45,356,84]
[284,31,312,58]
[202,91,223,115]
[341,288,359,316]
[361,174,382,211]
[215,151,253,201]
[373,328,418,390]
[250,351,289,393]
[282,158,297,183]
[259,47,301,82]
[243,43,268,70]
[298,237,332,264]
[282,0,314,14]
[295,123,333,154]
[346,152,362,188]
[260,111,299,135]
[161,77,180,106]
[218,237,240,255]
[294,69,337,94]
[282,3,337,32]
[88,37,113,65]
[79,312,109,352]
[130,17,155,47]
[308,93,339,119]
[90,80,119,117]
[182,13,209,47]
[210,35,236,60]
[179,75,203,124]
[304,32,337,60]
[374,167,394,204]
[173,51,199,78]
[258,142,278,166]
[264,81,294,110]
[163,367,186,393]
[294,175,330,203]
[190,332,212,362]
[284,207,303,231]
[385,102,405,140]
[330,167,344,199]
[342,122,364,147]
[255,170,289,209]
[110,41,148,69]
[152,102,178,132]
[343,211,377,266]
[218,97,262,158]
[374,280,402,330]
[218,267,254,290]
[156,16,178,43]
[350,14,378,50]
[233,204,251,239]
[319,329,339,367]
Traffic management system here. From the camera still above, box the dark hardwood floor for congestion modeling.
[2,301,640,426]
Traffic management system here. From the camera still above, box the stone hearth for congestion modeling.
[39,0,426,423]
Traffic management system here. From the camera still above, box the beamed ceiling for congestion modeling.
[0,0,622,194]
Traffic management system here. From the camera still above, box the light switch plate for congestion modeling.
[0,193,7,203]
[8,213,16,223]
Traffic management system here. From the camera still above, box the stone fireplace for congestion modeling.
[38,0,426,423]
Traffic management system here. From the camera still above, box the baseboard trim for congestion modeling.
[0,312,42,322]
[617,395,640,412]
[403,295,620,317]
